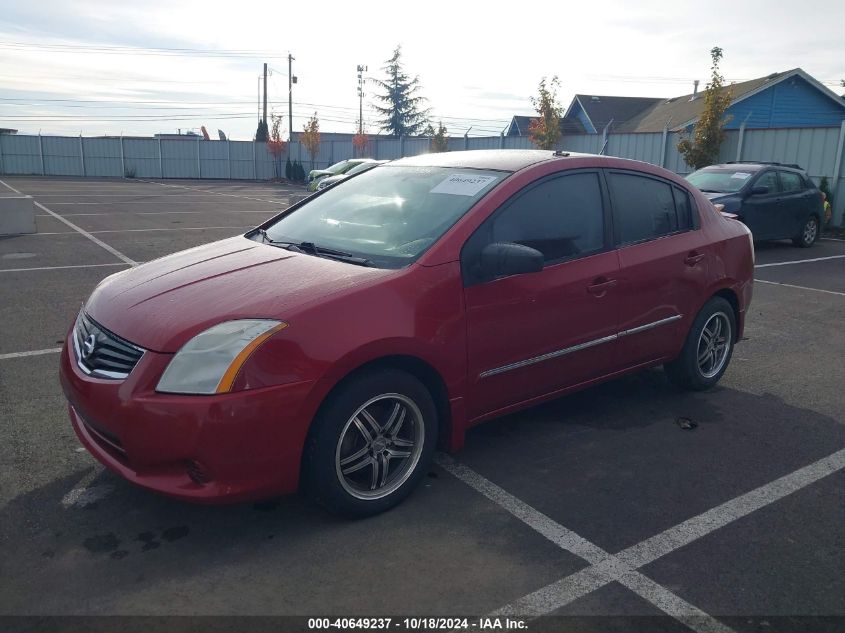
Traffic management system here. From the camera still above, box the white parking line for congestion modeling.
[138,178,284,204]
[436,454,734,633]
[61,468,113,508]
[0,262,130,273]
[755,254,845,268]
[438,447,845,629]
[32,226,252,236]
[755,279,845,297]
[38,210,273,216]
[46,203,279,207]
[1,179,139,267]
[32,201,139,266]
[0,347,62,360]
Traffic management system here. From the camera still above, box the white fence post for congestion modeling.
[38,133,45,175]
[832,120,845,226]
[79,135,85,176]
[158,138,163,178]
[659,126,668,167]
[736,123,746,162]
[119,136,125,177]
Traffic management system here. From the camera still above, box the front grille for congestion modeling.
[73,312,145,379]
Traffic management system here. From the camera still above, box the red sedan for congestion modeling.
[60,150,754,516]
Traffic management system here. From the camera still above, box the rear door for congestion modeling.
[777,170,811,238]
[607,170,710,367]
[740,170,782,240]
[462,170,621,420]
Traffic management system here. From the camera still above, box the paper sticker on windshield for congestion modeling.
[731,172,751,180]
[431,173,498,196]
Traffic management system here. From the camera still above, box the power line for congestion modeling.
[0,40,285,59]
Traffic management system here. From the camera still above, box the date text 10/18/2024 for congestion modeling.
[308,618,528,630]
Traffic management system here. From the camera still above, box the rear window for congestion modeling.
[609,173,680,244]
[779,171,803,192]
[686,167,756,193]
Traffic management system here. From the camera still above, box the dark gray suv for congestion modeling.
[686,162,824,247]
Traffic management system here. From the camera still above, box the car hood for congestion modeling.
[85,236,390,352]
[701,191,732,201]
[308,170,333,179]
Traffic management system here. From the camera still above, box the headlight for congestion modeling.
[317,180,330,189]
[156,319,287,394]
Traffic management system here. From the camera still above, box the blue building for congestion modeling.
[507,69,845,136]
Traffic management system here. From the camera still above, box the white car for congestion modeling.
[316,160,388,190]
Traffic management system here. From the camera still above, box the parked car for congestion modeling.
[686,162,823,247]
[307,159,375,192]
[60,150,754,516]
[316,160,388,190]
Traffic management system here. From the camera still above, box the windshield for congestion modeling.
[686,168,755,193]
[260,165,504,268]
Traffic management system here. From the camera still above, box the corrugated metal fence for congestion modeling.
[2,124,844,224]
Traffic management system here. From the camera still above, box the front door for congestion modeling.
[741,170,783,240]
[462,171,621,420]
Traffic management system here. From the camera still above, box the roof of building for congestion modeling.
[616,68,845,133]
[569,95,664,132]
[507,115,586,136]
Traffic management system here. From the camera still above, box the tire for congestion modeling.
[664,297,736,391]
[792,215,819,248]
[302,369,438,517]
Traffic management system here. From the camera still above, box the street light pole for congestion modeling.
[288,54,297,143]
[357,65,367,135]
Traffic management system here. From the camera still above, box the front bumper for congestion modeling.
[60,332,316,504]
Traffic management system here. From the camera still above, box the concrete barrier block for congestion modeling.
[0,194,36,235]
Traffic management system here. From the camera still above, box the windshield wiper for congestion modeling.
[257,228,288,244]
[289,241,374,267]
[257,232,372,266]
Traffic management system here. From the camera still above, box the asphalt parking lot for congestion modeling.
[1,176,844,631]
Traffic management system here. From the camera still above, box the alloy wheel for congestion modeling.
[803,218,818,244]
[335,394,424,500]
[696,311,731,379]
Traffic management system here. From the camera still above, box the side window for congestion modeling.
[461,172,606,285]
[754,171,780,193]
[672,186,696,231]
[489,172,605,262]
[779,171,802,192]
[608,172,678,245]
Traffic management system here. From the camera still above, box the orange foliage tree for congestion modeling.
[301,112,321,170]
[528,76,563,150]
[266,114,287,179]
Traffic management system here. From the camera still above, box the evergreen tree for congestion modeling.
[371,46,430,136]
[285,156,292,180]
[255,119,269,142]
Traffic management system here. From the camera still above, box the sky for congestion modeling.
[1,0,843,140]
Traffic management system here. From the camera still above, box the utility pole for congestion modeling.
[357,65,367,134]
[288,54,297,143]
[262,62,268,126]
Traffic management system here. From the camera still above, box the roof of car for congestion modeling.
[705,161,805,172]
[391,149,593,172]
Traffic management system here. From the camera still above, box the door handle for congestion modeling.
[684,251,705,266]
[587,277,618,296]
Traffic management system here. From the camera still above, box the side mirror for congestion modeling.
[479,242,544,280]
[750,185,769,196]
